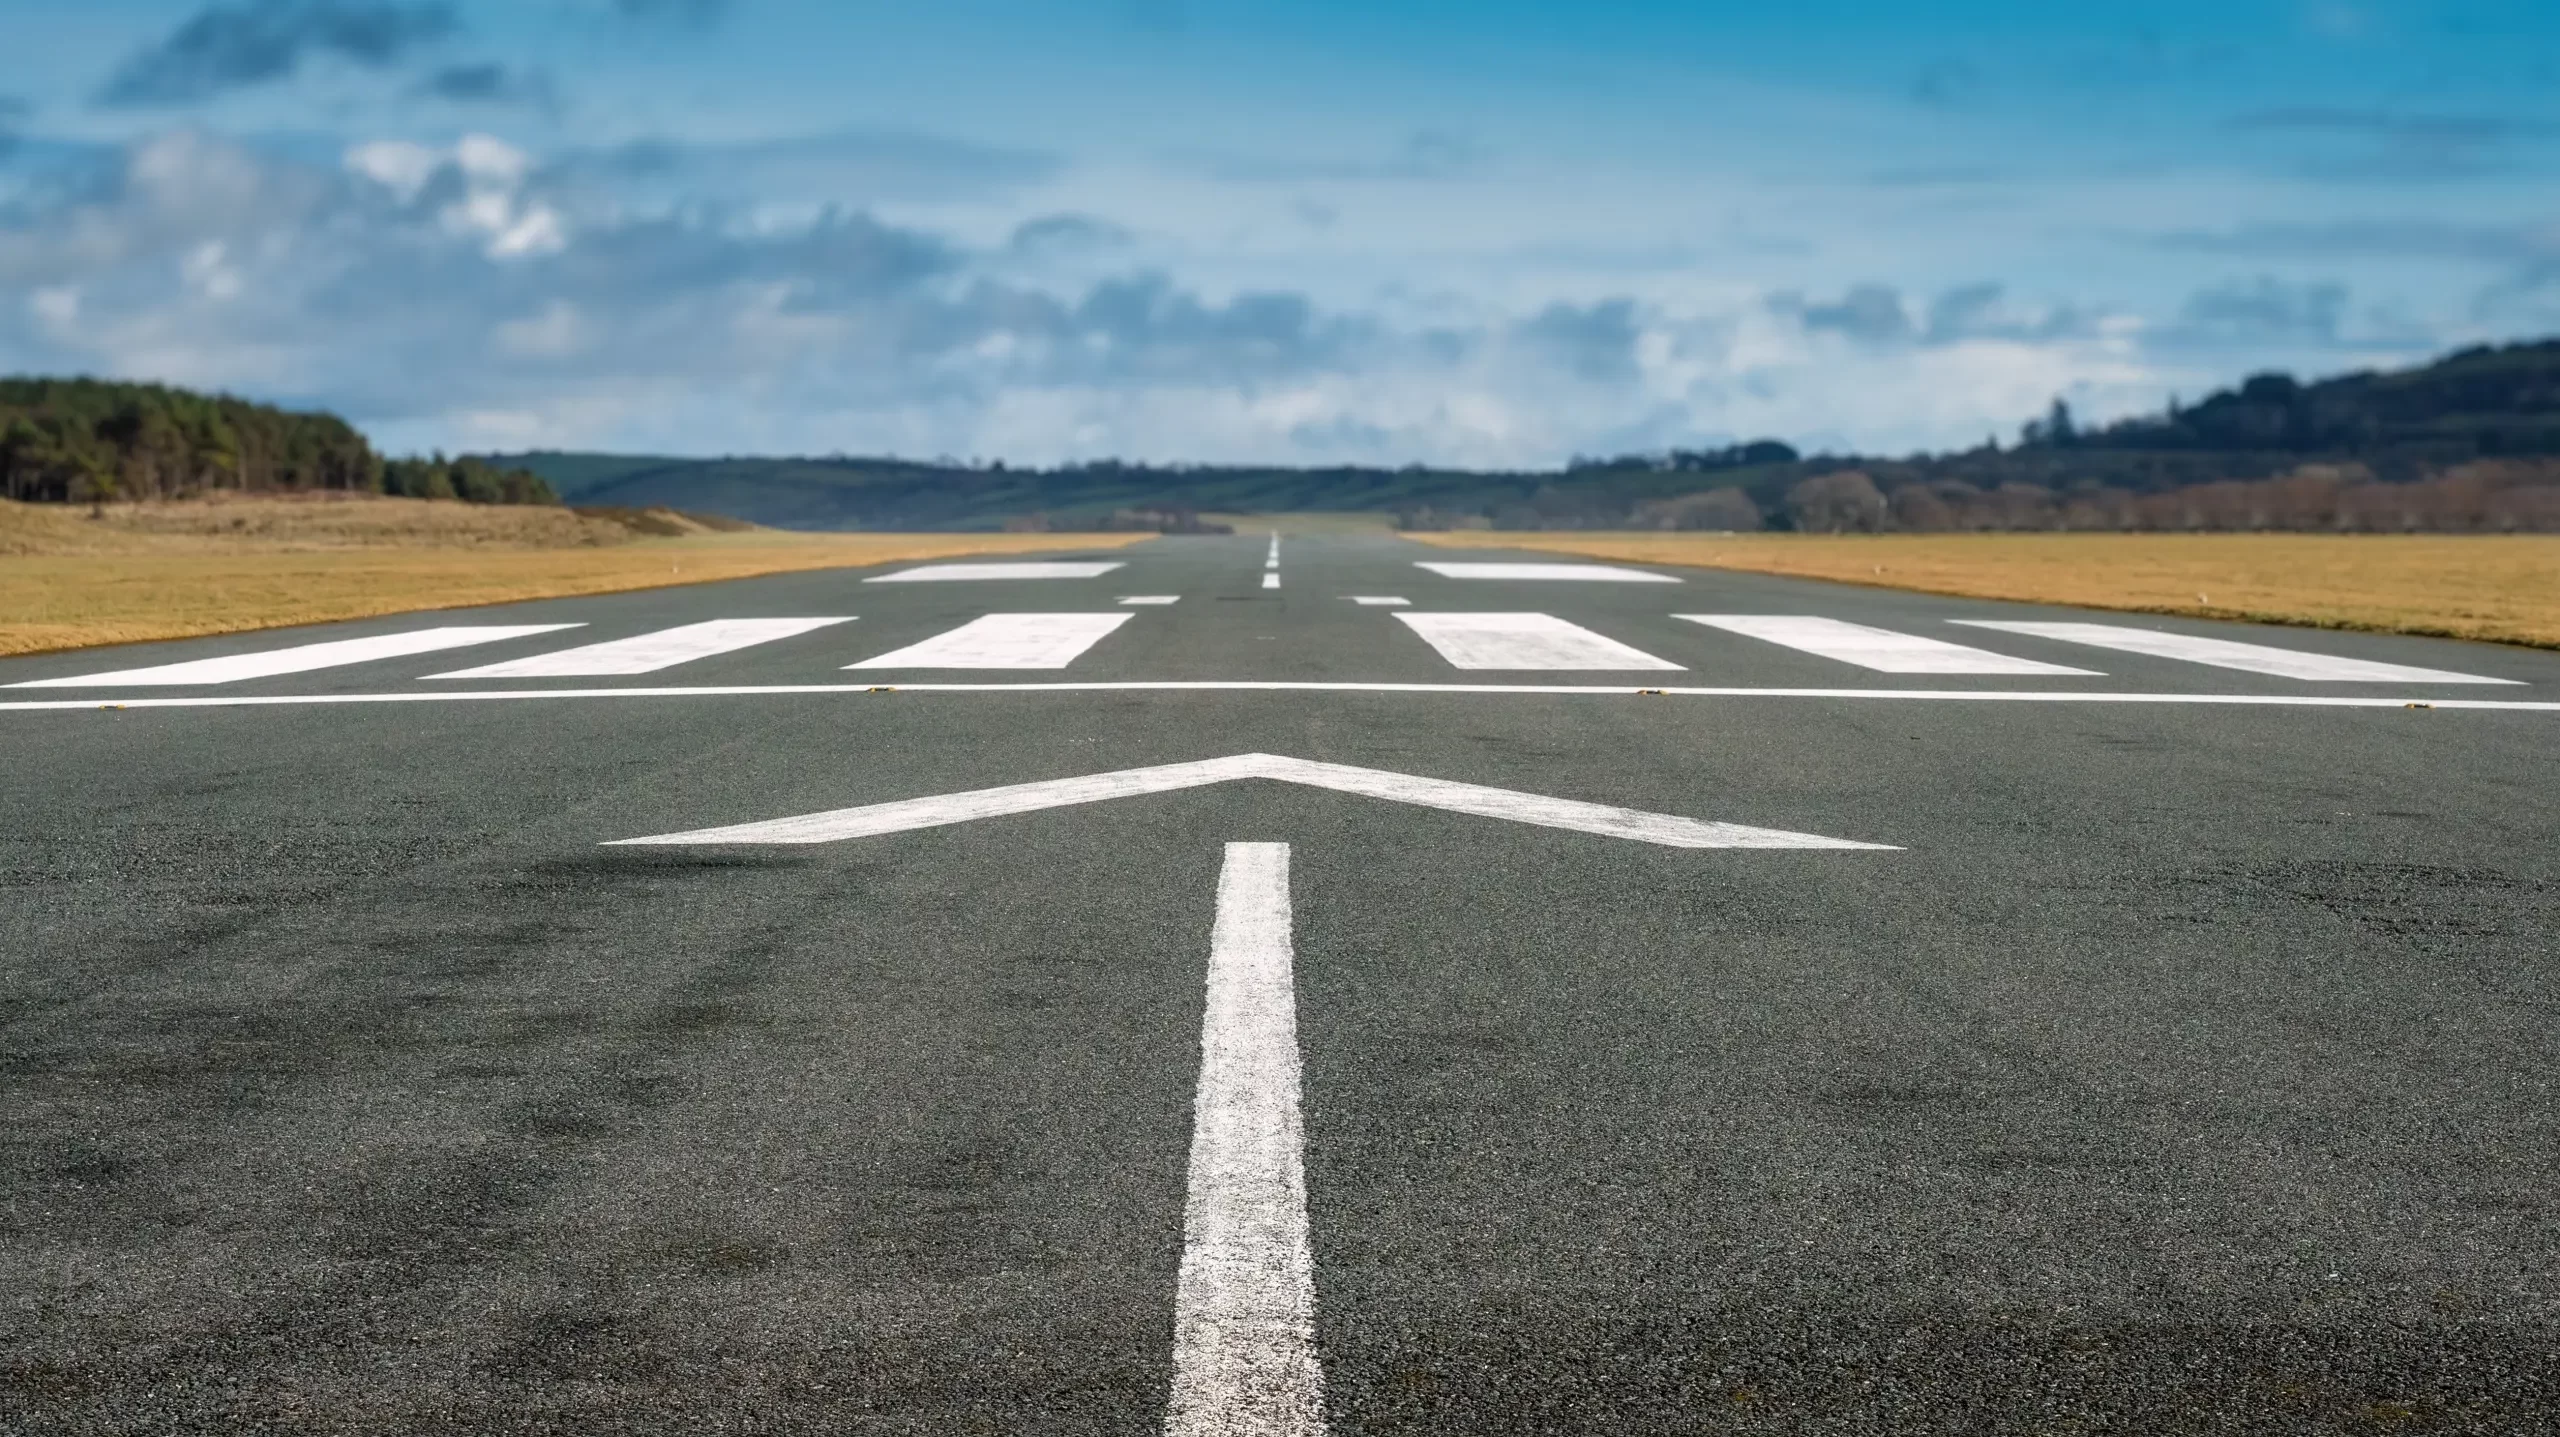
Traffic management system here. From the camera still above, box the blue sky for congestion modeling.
[3,1,2556,465]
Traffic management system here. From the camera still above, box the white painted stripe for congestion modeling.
[1414,562,1678,583]
[1346,596,1409,607]
[1262,573,1282,590]
[425,618,852,678]
[9,684,2556,712]
[607,753,1890,848]
[1678,615,2096,675]
[1121,596,1182,606]
[1265,535,1282,569]
[1166,842,1327,1437]
[7,625,583,689]
[846,613,1132,669]
[1397,613,1682,671]
[865,562,1124,583]
[1953,621,2521,684]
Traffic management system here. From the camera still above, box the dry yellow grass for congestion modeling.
[1406,530,2560,650]
[0,495,1151,656]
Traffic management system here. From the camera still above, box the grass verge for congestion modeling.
[1404,531,2560,650]
[1,496,1151,656]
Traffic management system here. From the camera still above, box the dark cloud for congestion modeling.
[1789,285,1913,343]
[561,130,1059,204]
[1198,129,1489,183]
[2178,276,2350,342]
[1907,58,1978,108]
[1514,299,1641,383]
[1007,214,1133,254]
[611,0,730,22]
[97,1,458,108]
[2146,220,2542,263]
[412,62,555,110]
[2223,107,2560,179]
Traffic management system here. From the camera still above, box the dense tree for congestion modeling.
[0,379,555,506]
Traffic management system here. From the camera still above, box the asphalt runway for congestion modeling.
[3,533,2555,1435]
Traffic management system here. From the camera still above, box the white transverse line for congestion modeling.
[1166,842,1326,1437]
[1121,596,1182,606]
[1953,620,2521,684]
[846,613,1132,669]
[864,561,1124,583]
[1263,573,1282,591]
[425,618,852,678]
[1397,613,1683,671]
[607,753,1892,848]
[1678,615,2097,675]
[1347,597,1409,607]
[10,685,2559,712]
[1414,561,1678,583]
[7,625,583,689]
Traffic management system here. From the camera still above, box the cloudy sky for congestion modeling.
[3,1,2556,465]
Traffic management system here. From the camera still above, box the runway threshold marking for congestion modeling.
[425,618,854,678]
[1346,596,1409,606]
[1413,561,1678,583]
[1680,615,2097,676]
[606,753,1890,847]
[7,684,2557,711]
[1167,841,1325,1437]
[845,613,1133,669]
[863,561,1125,583]
[1397,612,1684,671]
[1954,620,2522,684]
[1121,596,1182,606]
[6,624,584,689]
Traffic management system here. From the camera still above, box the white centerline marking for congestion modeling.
[1166,842,1326,1437]
[1346,596,1409,607]
[864,561,1125,583]
[1953,620,2521,684]
[8,684,2557,712]
[426,618,852,678]
[607,753,1888,848]
[1262,573,1282,591]
[847,613,1132,669]
[1414,561,1678,583]
[1679,615,2096,675]
[1265,534,1282,570]
[7,625,583,689]
[1398,613,1682,671]
[1121,596,1182,606]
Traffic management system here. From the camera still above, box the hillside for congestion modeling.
[2,378,557,507]
[494,341,2560,533]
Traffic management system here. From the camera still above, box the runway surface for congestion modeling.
[3,533,2554,1434]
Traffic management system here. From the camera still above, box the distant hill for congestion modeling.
[494,341,2560,533]
[2,378,556,507]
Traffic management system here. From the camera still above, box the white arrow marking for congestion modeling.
[606,753,1895,848]
[1167,842,1326,1437]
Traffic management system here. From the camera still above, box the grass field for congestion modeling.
[0,496,1151,656]
[1407,531,2560,650]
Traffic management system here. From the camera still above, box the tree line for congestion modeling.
[1,378,556,507]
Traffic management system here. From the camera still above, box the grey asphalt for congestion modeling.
[2,533,2555,1435]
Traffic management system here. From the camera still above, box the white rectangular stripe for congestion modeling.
[846,613,1131,669]
[865,561,1124,583]
[1952,621,2519,684]
[1120,596,1182,606]
[8,625,583,689]
[1347,596,1409,606]
[426,618,852,678]
[1262,573,1282,590]
[1165,842,1326,1437]
[1397,613,1682,670]
[1679,615,2096,675]
[1414,561,1678,583]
